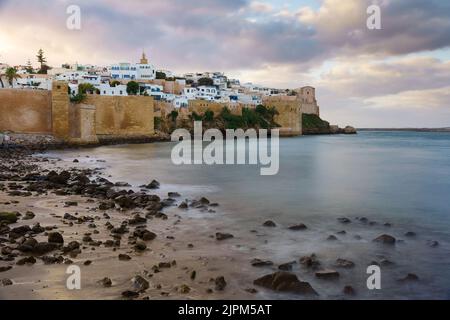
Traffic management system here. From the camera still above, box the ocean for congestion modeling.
[46,131,450,299]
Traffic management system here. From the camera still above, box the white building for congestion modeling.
[109,52,156,81]
[98,83,128,96]
[196,86,218,100]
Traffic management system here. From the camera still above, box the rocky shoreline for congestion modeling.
[0,147,443,299]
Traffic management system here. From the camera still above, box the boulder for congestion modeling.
[263,220,276,227]
[373,234,396,245]
[216,233,234,241]
[253,271,317,295]
[99,277,112,287]
[343,126,357,134]
[334,258,355,269]
[48,232,64,244]
[251,259,274,267]
[215,276,227,291]
[315,269,340,280]
[278,261,296,271]
[145,180,160,189]
[299,254,321,270]
[132,275,149,292]
[288,223,307,231]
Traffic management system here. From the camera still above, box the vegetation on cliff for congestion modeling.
[302,114,331,134]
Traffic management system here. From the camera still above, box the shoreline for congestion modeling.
[0,139,447,300]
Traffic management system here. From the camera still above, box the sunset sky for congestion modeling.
[0,0,449,127]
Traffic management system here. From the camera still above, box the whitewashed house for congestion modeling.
[109,52,155,81]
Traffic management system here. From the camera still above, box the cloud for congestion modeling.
[1,0,449,126]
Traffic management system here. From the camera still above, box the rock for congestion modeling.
[427,240,439,247]
[373,234,396,245]
[84,260,92,266]
[337,217,351,224]
[115,182,131,187]
[31,223,45,234]
[17,238,38,252]
[380,259,395,266]
[16,256,36,265]
[132,275,149,292]
[398,273,419,282]
[118,254,131,261]
[63,213,77,221]
[48,232,64,244]
[145,180,160,189]
[315,269,340,280]
[73,159,79,163]
[114,196,135,209]
[128,214,147,225]
[343,126,357,134]
[122,290,139,299]
[215,276,227,291]
[62,241,80,253]
[334,258,355,269]
[263,220,276,227]
[22,211,35,220]
[251,259,274,267]
[327,235,338,241]
[404,231,416,237]
[288,223,307,231]
[215,232,234,241]
[253,271,317,295]
[99,277,112,287]
[41,255,64,264]
[178,202,188,209]
[278,261,296,271]
[179,284,191,294]
[0,266,12,272]
[299,254,321,270]
[343,285,356,295]
[134,240,147,251]
[1,278,13,286]
[64,201,78,207]
[33,242,59,254]
[190,270,196,280]
[82,235,93,243]
[99,201,115,210]
[168,192,181,198]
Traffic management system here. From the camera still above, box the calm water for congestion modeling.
[47,131,450,299]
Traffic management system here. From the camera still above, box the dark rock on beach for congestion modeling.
[253,271,317,295]
[373,234,396,245]
[216,232,234,241]
[263,220,276,227]
[315,269,340,280]
[288,223,307,231]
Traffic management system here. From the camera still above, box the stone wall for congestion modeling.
[69,104,98,144]
[51,81,70,139]
[188,100,242,116]
[263,97,302,136]
[0,89,52,134]
[84,95,154,136]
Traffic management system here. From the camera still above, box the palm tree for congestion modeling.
[4,67,21,87]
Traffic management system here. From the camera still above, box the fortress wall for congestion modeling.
[0,89,52,134]
[84,95,154,136]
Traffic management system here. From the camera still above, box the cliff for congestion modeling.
[302,114,356,135]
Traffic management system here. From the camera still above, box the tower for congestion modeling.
[140,51,148,65]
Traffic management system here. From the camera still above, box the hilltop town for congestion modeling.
[0,50,355,147]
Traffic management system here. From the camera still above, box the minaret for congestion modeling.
[140,50,148,65]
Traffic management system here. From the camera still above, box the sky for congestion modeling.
[0,0,449,127]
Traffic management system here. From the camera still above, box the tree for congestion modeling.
[204,109,214,122]
[170,110,179,122]
[4,67,21,87]
[197,77,214,86]
[126,81,139,95]
[110,80,121,87]
[155,71,166,80]
[78,83,96,94]
[36,49,48,74]
[25,60,34,73]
